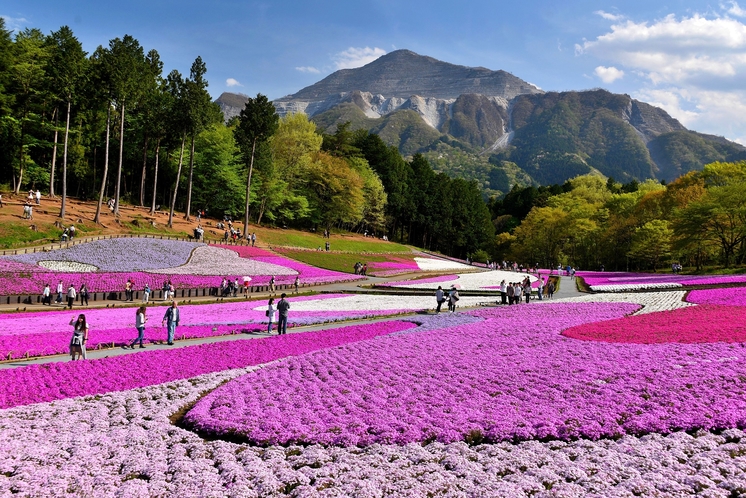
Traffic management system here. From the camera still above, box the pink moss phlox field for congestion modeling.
[177,302,746,447]
[687,287,746,306]
[0,242,360,294]
[563,304,746,344]
[0,321,416,409]
[579,271,746,288]
[379,274,459,286]
[0,295,413,359]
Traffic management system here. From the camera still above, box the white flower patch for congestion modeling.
[588,283,683,292]
[147,246,297,276]
[550,290,694,315]
[414,257,473,271]
[252,294,487,312]
[3,361,746,496]
[37,260,99,272]
[392,270,538,291]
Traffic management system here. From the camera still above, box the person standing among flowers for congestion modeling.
[162,301,180,345]
[69,314,89,360]
[294,276,300,294]
[266,298,275,334]
[448,286,459,312]
[56,280,64,304]
[130,306,148,349]
[142,283,150,303]
[276,293,290,335]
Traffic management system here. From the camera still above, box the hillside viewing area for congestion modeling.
[2,18,746,497]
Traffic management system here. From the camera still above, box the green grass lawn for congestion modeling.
[262,230,410,253]
[277,249,417,274]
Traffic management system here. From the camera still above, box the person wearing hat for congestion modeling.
[447,285,460,313]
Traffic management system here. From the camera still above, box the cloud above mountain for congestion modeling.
[577,4,746,144]
[333,47,386,70]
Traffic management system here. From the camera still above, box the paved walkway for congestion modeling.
[0,270,586,369]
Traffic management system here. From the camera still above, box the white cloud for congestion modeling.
[578,9,746,143]
[1,14,29,32]
[594,66,625,83]
[295,66,320,74]
[332,47,386,70]
[594,10,625,21]
[225,78,242,87]
[722,1,746,17]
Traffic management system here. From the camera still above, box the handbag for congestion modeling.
[265,310,269,317]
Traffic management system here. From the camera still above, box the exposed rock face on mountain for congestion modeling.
[217,50,744,189]
[215,92,248,122]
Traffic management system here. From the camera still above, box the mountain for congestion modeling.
[216,50,744,194]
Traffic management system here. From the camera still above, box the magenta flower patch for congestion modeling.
[184,302,746,446]
[563,304,746,343]
[687,287,746,306]
[0,321,416,409]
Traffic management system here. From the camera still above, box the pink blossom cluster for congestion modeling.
[3,366,745,496]
[0,241,362,294]
[687,287,746,306]
[0,320,416,408]
[0,295,413,359]
[579,271,746,288]
[184,302,746,446]
[563,304,746,343]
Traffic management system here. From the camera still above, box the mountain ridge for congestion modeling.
[215,50,744,194]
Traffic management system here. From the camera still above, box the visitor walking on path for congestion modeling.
[142,284,150,303]
[162,301,180,345]
[276,293,290,335]
[435,286,445,313]
[79,283,89,306]
[448,286,460,313]
[294,276,300,294]
[69,314,89,360]
[266,298,275,334]
[130,306,148,349]
[42,284,51,305]
[66,284,77,309]
[269,276,275,295]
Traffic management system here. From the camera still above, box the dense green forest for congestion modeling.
[0,21,492,259]
[490,163,746,271]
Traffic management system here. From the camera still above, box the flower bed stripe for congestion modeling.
[0,321,417,409]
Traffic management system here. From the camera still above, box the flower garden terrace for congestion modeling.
[2,285,746,496]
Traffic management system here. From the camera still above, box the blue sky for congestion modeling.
[4,1,746,143]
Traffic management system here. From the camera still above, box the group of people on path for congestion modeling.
[353,262,367,275]
[435,285,460,313]
[266,293,290,334]
[43,281,89,308]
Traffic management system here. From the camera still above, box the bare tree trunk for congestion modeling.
[114,102,125,215]
[139,134,148,207]
[14,124,25,194]
[94,105,112,224]
[150,139,161,214]
[243,138,257,240]
[50,107,58,197]
[184,134,195,221]
[168,133,186,228]
[59,100,72,219]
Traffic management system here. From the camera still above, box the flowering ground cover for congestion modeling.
[3,296,746,495]
[0,293,471,359]
[688,287,746,306]
[0,238,361,294]
[579,271,746,292]
[0,321,416,409]
[184,302,746,446]
[189,301,746,447]
[4,238,202,271]
[381,269,539,290]
[563,304,746,343]
[2,368,744,496]
[550,289,694,315]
